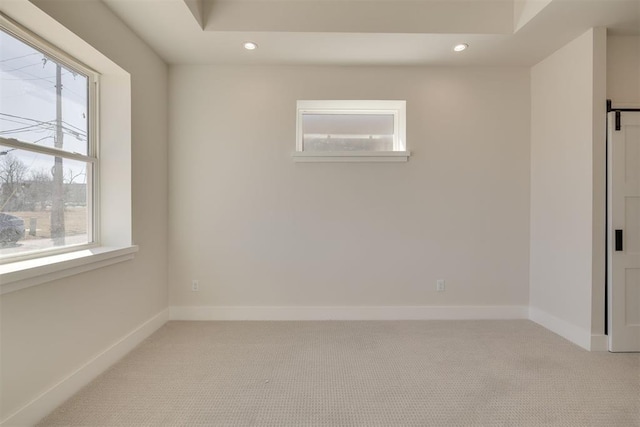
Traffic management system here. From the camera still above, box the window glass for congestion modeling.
[295,100,407,160]
[302,113,394,151]
[0,27,94,258]
[0,30,89,156]
[0,145,89,255]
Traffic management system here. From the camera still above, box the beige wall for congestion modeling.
[0,0,169,420]
[607,35,640,106]
[168,65,531,309]
[529,28,607,349]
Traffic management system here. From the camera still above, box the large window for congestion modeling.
[293,100,409,162]
[0,22,97,260]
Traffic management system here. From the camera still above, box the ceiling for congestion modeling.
[100,0,640,66]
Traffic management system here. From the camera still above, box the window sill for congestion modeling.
[292,151,410,162]
[0,245,138,295]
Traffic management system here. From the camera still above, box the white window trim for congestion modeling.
[0,18,100,257]
[0,4,135,294]
[294,100,410,162]
[0,245,138,295]
[292,151,410,162]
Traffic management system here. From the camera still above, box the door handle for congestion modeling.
[615,229,623,251]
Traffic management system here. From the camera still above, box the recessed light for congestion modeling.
[243,41,258,50]
[453,43,468,52]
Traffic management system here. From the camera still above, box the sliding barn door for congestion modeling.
[608,111,640,352]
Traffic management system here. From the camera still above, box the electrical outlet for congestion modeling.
[192,280,199,292]
[436,279,445,292]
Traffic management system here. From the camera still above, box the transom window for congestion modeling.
[0,22,97,260]
[294,100,409,162]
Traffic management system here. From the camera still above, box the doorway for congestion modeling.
[607,109,640,352]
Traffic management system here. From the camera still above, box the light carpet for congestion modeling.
[38,320,640,426]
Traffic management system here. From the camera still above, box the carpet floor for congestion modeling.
[38,320,640,426]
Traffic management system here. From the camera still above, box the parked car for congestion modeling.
[0,213,25,246]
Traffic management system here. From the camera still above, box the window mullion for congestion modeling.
[0,137,96,164]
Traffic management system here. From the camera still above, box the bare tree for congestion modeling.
[64,168,85,185]
[0,153,27,211]
[26,169,53,211]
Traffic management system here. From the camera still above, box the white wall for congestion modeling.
[607,35,640,106]
[168,65,531,316]
[0,0,169,422]
[529,28,607,350]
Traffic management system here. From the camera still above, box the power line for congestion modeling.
[0,128,85,142]
[32,135,54,144]
[0,119,56,135]
[0,52,41,63]
[1,69,87,99]
[0,113,55,126]
[0,74,57,82]
[61,125,86,136]
[0,123,54,135]
[1,34,87,97]
[0,61,43,73]
[0,124,88,140]
[0,128,53,136]
[1,63,61,84]
[0,115,87,138]
[61,120,86,133]
[0,117,48,128]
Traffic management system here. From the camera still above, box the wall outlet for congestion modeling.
[191,280,199,292]
[436,279,445,292]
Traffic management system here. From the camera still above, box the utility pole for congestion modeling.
[52,64,65,245]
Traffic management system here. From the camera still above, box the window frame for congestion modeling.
[0,16,100,264]
[0,3,138,296]
[293,100,410,162]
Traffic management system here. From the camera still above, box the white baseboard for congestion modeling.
[169,305,529,321]
[1,308,169,427]
[528,307,594,351]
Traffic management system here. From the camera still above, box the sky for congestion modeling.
[0,27,90,185]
